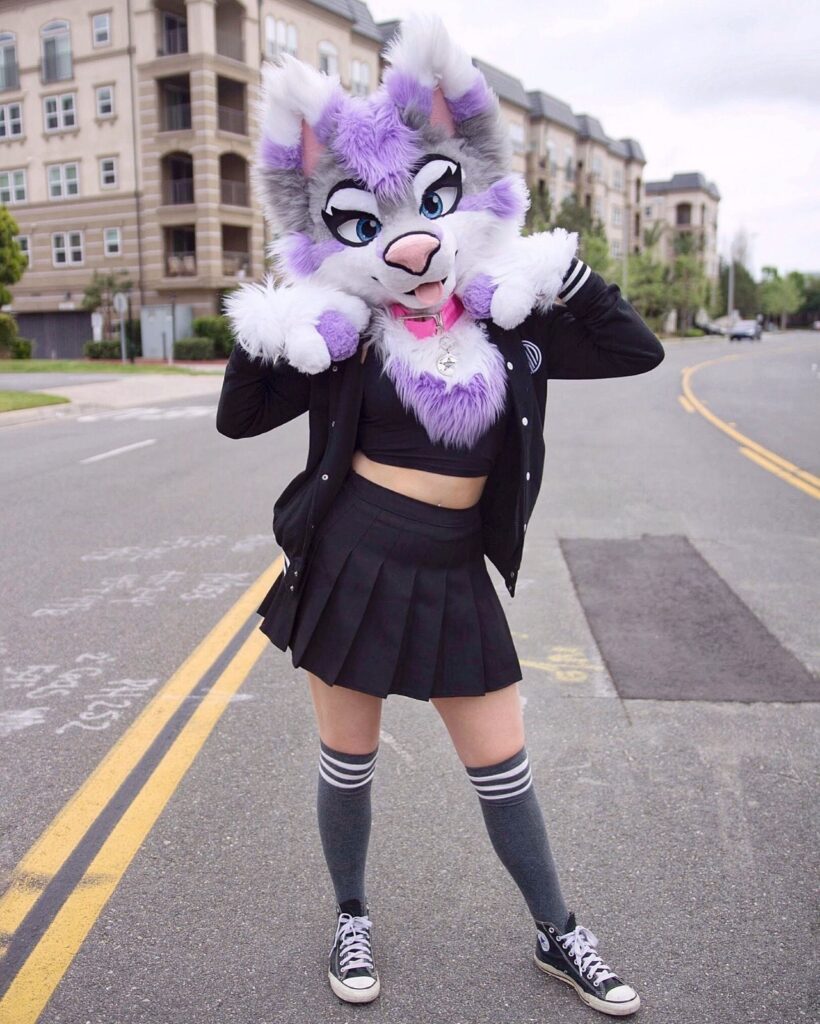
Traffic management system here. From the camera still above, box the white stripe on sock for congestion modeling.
[319,757,375,784]
[320,749,378,772]
[318,763,376,790]
[474,777,533,800]
[466,755,529,783]
[471,767,533,794]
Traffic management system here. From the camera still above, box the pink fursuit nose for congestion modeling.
[383,232,441,275]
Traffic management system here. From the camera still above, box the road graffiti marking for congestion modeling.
[521,645,603,684]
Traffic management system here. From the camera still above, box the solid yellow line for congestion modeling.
[681,355,820,498]
[678,394,695,414]
[0,555,283,955]
[0,627,270,1024]
[739,447,820,500]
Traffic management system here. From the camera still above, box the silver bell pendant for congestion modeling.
[436,341,457,377]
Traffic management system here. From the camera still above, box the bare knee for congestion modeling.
[432,683,525,768]
[306,671,382,754]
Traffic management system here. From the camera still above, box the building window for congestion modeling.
[16,234,30,265]
[96,84,114,117]
[565,148,575,182]
[0,32,19,92]
[318,41,338,76]
[0,102,22,138]
[287,24,297,56]
[612,205,622,227]
[99,156,117,188]
[52,230,84,266]
[644,204,653,218]
[676,202,692,226]
[41,20,73,83]
[611,238,622,259]
[160,11,187,56]
[44,92,76,131]
[591,154,603,179]
[92,12,111,47]
[0,168,26,203]
[265,18,297,59]
[47,162,79,199]
[509,121,526,155]
[613,167,624,190]
[104,226,121,256]
[351,59,370,97]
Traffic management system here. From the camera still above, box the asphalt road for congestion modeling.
[0,332,817,1024]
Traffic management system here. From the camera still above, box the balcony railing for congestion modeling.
[220,179,248,206]
[161,102,191,131]
[217,105,247,135]
[159,25,188,56]
[223,250,250,276]
[42,52,72,83]
[163,178,194,204]
[216,30,243,62]
[166,252,197,276]
[0,61,19,92]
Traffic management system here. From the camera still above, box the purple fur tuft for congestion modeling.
[278,232,344,277]
[317,310,359,361]
[313,91,346,144]
[384,70,433,117]
[260,136,302,171]
[461,275,496,320]
[447,78,492,122]
[331,94,422,202]
[460,177,527,220]
[385,353,508,449]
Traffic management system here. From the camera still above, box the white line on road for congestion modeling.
[80,439,157,464]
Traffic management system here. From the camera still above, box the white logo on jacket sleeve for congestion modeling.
[522,340,542,374]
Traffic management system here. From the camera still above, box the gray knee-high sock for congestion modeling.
[466,746,570,928]
[317,739,378,907]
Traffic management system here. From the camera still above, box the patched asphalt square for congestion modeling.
[559,534,818,702]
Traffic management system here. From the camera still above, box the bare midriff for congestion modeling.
[350,449,487,509]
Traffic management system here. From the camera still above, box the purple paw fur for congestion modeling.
[317,310,359,361]
[461,275,497,320]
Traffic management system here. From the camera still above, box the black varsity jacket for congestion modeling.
[216,258,664,637]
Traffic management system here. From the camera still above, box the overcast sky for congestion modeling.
[368,0,820,277]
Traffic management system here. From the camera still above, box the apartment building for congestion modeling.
[644,172,721,282]
[0,0,718,354]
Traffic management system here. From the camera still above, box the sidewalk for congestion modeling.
[0,368,226,428]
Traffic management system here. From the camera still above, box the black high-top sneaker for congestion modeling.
[534,911,640,1017]
[328,898,380,1003]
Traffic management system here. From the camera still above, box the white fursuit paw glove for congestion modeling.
[461,228,579,330]
[223,274,371,375]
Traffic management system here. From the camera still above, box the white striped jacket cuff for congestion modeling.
[558,257,593,303]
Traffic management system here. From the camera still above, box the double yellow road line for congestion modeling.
[0,555,283,1024]
[681,353,820,501]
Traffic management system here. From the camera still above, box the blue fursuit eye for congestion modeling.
[356,216,381,241]
[420,192,445,219]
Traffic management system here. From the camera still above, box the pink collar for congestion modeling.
[387,294,465,339]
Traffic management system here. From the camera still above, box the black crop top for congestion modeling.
[355,345,508,477]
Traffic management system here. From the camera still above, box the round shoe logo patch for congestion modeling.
[522,339,542,374]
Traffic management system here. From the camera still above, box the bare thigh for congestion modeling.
[431,683,525,768]
[306,670,383,754]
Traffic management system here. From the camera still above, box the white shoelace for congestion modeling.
[558,924,617,985]
[333,913,375,972]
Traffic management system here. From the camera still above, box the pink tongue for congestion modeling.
[414,281,444,306]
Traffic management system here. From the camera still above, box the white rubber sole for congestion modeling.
[534,956,641,1017]
[328,970,381,1004]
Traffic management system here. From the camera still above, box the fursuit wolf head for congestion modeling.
[252,14,529,312]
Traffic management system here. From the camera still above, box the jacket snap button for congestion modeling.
[506,361,513,370]
[331,420,335,427]
[526,471,530,480]
[331,365,338,372]
[521,416,528,426]
[321,473,329,480]
[289,584,295,591]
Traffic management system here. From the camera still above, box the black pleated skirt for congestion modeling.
[257,470,522,702]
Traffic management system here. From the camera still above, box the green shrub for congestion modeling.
[174,336,215,360]
[125,318,142,358]
[10,337,33,358]
[193,315,233,357]
[681,327,705,337]
[84,340,122,359]
[0,312,19,356]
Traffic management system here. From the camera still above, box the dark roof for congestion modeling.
[307,0,381,42]
[473,58,529,109]
[645,172,721,201]
[575,113,609,145]
[378,19,400,47]
[527,90,578,131]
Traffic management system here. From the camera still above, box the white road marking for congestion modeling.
[80,439,157,464]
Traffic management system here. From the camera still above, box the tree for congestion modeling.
[524,187,552,235]
[715,257,759,318]
[82,269,133,339]
[759,266,803,329]
[0,206,27,307]
[794,273,820,327]
[670,232,708,332]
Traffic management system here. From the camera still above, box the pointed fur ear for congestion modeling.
[251,55,343,231]
[430,87,455,136]
[382,14,495,127]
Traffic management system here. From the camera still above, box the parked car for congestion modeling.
[729,319,762,341]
